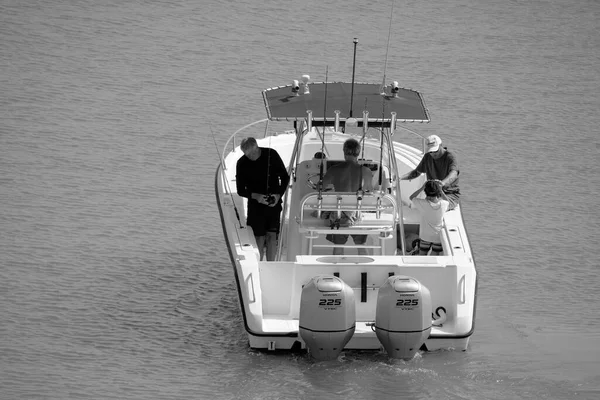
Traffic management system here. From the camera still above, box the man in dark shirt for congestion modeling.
[236,137,290,261]
[401,135,460,210]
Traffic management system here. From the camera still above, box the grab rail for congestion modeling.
[221,118,269,171]
[298,192,398,256]
[394,125,427,154]
[299,192,398,225]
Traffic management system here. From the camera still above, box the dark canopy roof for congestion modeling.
[262,82,430,124]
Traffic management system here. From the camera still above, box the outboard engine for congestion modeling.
[299,275,356,361]
[375,276,432,359]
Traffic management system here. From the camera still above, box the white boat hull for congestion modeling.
[216,131,477,355]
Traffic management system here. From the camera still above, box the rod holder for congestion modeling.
[317,196,323,219]
[362,110,369,134]
[390,112,397,136]
[334,110,340,132]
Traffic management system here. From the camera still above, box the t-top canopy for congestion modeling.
[262,82,430,124]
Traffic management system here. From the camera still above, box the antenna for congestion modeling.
[349,38,358,118]
[380,0,395,95]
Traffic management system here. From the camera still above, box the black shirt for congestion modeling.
[236,147,290,201]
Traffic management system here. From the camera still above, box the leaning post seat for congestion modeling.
[298,192,398,255]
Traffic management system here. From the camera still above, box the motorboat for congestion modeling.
[214,71,477,360]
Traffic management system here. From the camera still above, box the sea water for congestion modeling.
[1,0,599,399]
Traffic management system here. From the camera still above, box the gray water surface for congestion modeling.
[1,0,599,399]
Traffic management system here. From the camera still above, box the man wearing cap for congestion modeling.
[400,135,460,210]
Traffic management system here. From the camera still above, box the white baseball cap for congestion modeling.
[425,135,442,153]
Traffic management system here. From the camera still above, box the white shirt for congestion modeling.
[409,198,449,242]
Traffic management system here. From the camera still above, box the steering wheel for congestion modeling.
[306,173,321,190]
